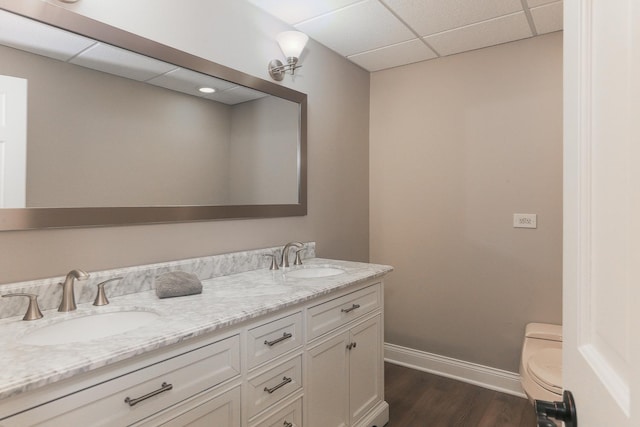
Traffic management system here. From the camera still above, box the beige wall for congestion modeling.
[0,45,231,207]
[0,0,370,283]
[370,32,563,372]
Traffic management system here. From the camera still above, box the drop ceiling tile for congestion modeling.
[70,43,176,81]
[295,0,414,56]
[382,0,523,36]
[246,0,362,25]
[425,12,532,57]
[214,86,268,105]
[0,9,95,61]
[348,39,438,71]
[147,68,236,97]
[530,1,563,34]
[526,0,558,7]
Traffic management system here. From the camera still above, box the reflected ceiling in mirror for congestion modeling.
[0,2,307,230]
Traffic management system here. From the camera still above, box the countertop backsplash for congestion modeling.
[0,242,316,319]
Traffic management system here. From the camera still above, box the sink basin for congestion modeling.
[19,310,160,346]
[286,267,346,279]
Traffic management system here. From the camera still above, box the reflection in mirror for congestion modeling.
[0,3,306,229]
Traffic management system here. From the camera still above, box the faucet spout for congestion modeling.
[58,269,90,312]
[280,242,303,268]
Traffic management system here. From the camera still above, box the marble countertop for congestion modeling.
[0,258,392,401]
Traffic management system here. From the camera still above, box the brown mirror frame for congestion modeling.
[0,1,307,230]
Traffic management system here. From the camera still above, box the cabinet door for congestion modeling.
[307,332,350,427]
[349,315,383,424]
[134,385,241,427]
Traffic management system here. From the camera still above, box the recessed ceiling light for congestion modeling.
[198,87,216,94]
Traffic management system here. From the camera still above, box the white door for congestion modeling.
[563,0,640,425]
[0,74,27,208]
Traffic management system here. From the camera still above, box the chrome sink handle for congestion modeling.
[93,277,123,306]
[294,249,304,266]
[2,293,43,321]
[58,269,90,312]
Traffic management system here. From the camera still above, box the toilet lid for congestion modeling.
[527,348,562,395]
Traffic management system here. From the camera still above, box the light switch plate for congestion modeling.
[513,213,537,229]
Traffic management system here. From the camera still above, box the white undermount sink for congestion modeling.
[285,266,346,279]
[19,310,160,346]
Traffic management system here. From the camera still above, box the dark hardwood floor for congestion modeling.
[385,363,537,427]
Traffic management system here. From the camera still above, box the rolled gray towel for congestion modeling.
[155,271,202,299]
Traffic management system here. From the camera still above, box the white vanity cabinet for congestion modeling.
[305,282,387,427]
[0,276,388,427]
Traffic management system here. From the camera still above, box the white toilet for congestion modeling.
[519,322,563,403]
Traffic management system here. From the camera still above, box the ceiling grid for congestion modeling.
[247,0,563,72]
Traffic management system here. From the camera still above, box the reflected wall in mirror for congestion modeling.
[0,2,307,230]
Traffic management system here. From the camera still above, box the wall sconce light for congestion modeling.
[268,31,309,81]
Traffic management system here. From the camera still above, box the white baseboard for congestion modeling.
[384,343,526,398]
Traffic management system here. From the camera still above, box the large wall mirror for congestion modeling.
[0,1,307,230]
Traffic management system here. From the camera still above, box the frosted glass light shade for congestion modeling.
[276,31,308,59]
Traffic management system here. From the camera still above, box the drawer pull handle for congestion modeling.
[264,376,292,394]
[283,422,294,427]
[264,332,293,347]
[341,303,361,313]
[346,342,357,350]
[124,382,173,407]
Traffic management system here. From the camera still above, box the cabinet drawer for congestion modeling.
[2,335,240,427]
[133,385,241,427]
[307,283,381,340]
[247,312,302,369]
[247,355,302,419]
[250,396,302,427]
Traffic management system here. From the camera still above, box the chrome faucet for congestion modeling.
[280,242,303,268]
[58,269,90,312]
